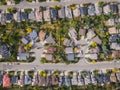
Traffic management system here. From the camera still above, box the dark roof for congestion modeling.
[21,37,29,44]
[109,35,120,43]
[11,75,18,84]
[38,75,46,86]
[5,13,13,21]
[0,75,2,84]
[20,12,28,21]
[46,75,52,86]
[24,75,32,85]
[0,44,10,59]
[29,30,37,40]
[110,4,118,13]
[80,7,88,16]
[65,76,71,86]
[50,8,58,19]
[59,76,65,86]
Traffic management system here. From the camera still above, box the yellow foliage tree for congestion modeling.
[113,67,119,73]
[26,28,32,34]
[70,4,76,10]
[91,42,97,48]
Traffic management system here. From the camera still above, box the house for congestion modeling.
[11,75,18,84]
[58,7,65,18]
[6,0,15,5]
[47,47,56,54]
[116,72,120,82]
[1,12,6,25]
[103,4,111,14]
[109,4,118,14]
[13,11,21,22]
[35,9,43,21]
[59,75,65,86]
[18,46,25,54]
[76,40,87,45]
[39,30,46,41]
[67,53,75,61]
[79,29,86,36]
[46,75,52,86]
[68,27,77,39]
[0,44,11,59]
[85,54,98,59]
[86,30,96,40]
[29,30,38,40]
[63,39,73,46]
[50,8,58,19]
[111,50,120,58]
[17,53,29,60]
[32,73,39,86]
[24,75,31,85]
[92,36,102,44]
[65,47,73,54]
[91,73,97,85]
[65,76,71,86]
[109,35,120,42]
[5,13,13,23]
[0,74,2,85]
[3,73,11,88]
[65,6,73,18]
[110,73,117,82]
[71,72,78,85]
[20,10,28,21]
[95,3,102,15]
[107,19,115,26]
[96,74,104,84]
[108,27,118,34]
[88,4,95,16]
[38,75,46,86]
[44,33,56,44]
[78,74,84,85]
[80,6,88,16]
[51,74,59,85]
[18,73,24,87]
[73,5,80,17]
[28,9,36,20]
[43,7,50,21]
[89,46,100,54]
[45,54,54,61]
[21,37,29,45]
[103,74,110,83]
[110,43,120,50]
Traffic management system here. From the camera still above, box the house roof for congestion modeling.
[20,11,27,21]
[107,19,115,26]
[116,72,120,81]
[79,29,86,36]
[109,35,120,42]
[73,5,80,17]
[21,37,29,44]
[110,73,117,82]
[85,54,98,59]
[92,36,102,44]
[88,4,95,16]
[67,53,75,61]
[28,10,35,20]
[87,30,96,39]
[95,3,102,15]
[45,54,53,61]
[68,27,77,39]
[65,76,71,86]
[65,6,73,18]
[80,7,88,16]
[108,27,118,34]
[24,75,31,85]
[110,4,118,13]
[46,75,52,86]
[89,46,100,54]
[51,75,59,85]
[63,39,73,46]
[111,43,120,50]
[39,30,46,41]
[35,9,43,21]
[17,53,29,60]
[38,75,46,86]
[50,8,58,19]
[43,7,50,21]
[103,5,110,14]
[111,50,120,58]
[29,30,38,40]
[13,11,21,22]
[45,33,55,44]
[0,44,10,59]
[11,75,18,84]
[5,13,13,22]
[3,73,11,88]
[58,7,65,18]
[65,47,73,54]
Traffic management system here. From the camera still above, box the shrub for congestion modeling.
[40,58,47,64]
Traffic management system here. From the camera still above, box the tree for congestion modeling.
[24,8,32,14]
[14,0,21,4]
[40,58,47,64]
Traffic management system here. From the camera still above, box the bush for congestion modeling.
[40,58,47,64]
[24,8,32,14]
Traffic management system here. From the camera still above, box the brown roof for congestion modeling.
[38,75,46,86]
[51,75,59,85]
[111,50,120,58]
[79,29,86,36]
[45,54,54,61]
[108,27,118,34]
[110,73,117,82]
[39,30,46,41]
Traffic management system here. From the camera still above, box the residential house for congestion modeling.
[18,72,24,87]
[80,6,88,16]
[0,44,11,59]
[79,28,86,36]
[95,74,104,84]
[91,73,97,85]
[29,30,38,41]
[46,75,52,86]
[58,6,65,19]
[39,30,46,41]
[67,54,75,61]
[59,74,65,86]
[85,54,98,59]
[89,46,100,54]
[51,74,59,85]
[107,19,115,26]
[65,6,73,18]
[68,27,77,39]
[44,33,56,44]
[6,0,15,5]
[20,10,28,21]
[0,74,2,85]
[109,35,120,43]
[103,73,110,83]
[73,5,80,17]
[110,73,117,82]
[71,72,78,85]
[35,9,43,22]
[32,72,39,86]
[92,36,102,44]
[24,75,32,85]
[86,30,96,40]
[5,13,13,23]
[111,50,120,58]
[84,72,91,85]
[28,9,36,20]
[45,54,54,61]
[76,40,87,45]
[63,39,73,46]
[21,37,29,45]
[110,4,118,14]
[3,73,11,88]
[116,72,120,82]
[108,27,118,35]
[103,4,111,14]
[1,12,6,25]
[43,7,50,21]
[95,3,102,15]
[110,43,120,50]
[13,11,21,22]
[65,47,73,54]
[88,4,95,16]
[65,75,71,86]
[78,74,84,85]
[38,75,46,86]
[11,75,18,84]
[17,53,29,60]
[50,8,58,20]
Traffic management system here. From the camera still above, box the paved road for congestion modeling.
[0,0,120,71]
